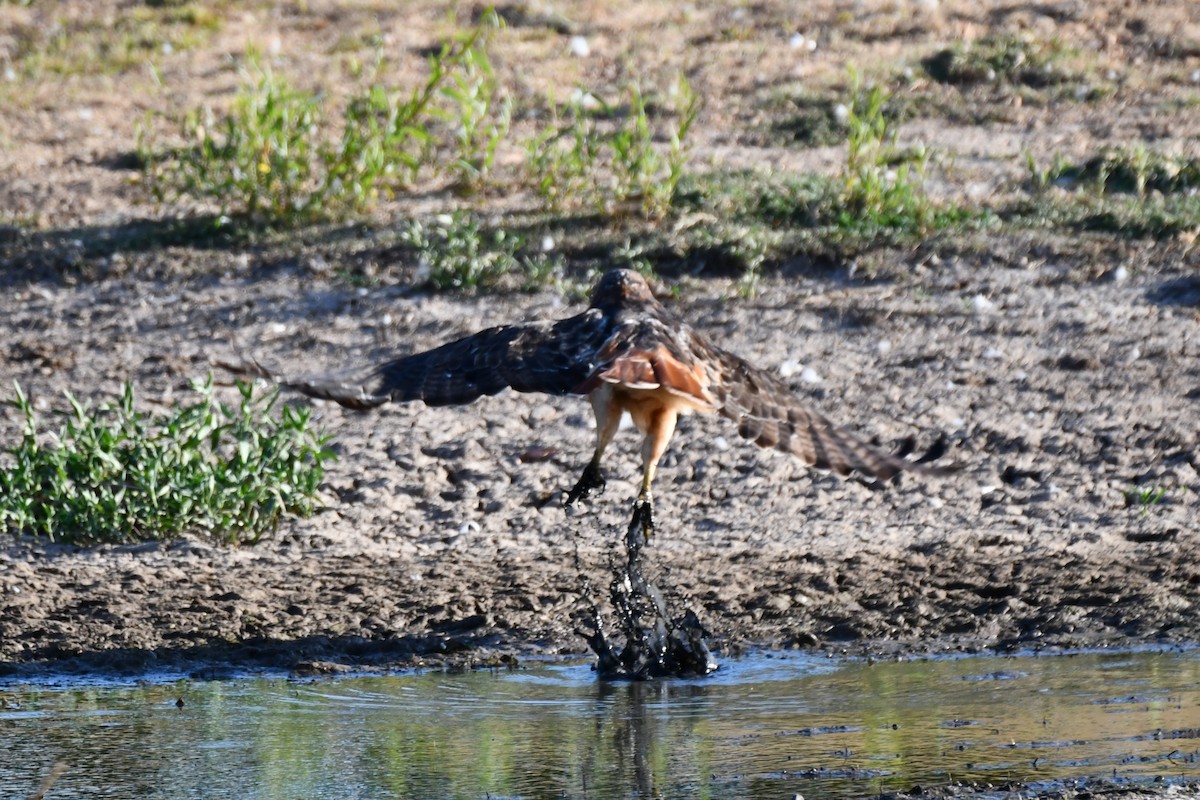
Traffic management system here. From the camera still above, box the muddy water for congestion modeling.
[3,649,1199,799]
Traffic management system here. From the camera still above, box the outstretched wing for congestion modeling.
[701,338,949,481]
[218,308,616,410]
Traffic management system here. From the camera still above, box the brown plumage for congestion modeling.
[219,269,950,537]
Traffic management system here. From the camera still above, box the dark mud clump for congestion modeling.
[575,514,718,680]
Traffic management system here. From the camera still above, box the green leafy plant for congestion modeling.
[0,378,333,545]
[837,72,940,233]
[524,73,700,219]
[1125,485,1167,513]
[922,35,1070,88]
[1032,146,1200,197]
[524,92,600,212]
[401,212,562,291]
[147,55,325,221]
[141,12,503,224]
[436,34,511,190]
[1016,147,1200,238]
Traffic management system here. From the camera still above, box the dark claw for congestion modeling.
[565,461,606,506]
[631,498,655,544]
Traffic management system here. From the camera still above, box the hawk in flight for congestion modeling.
[223,269,948,538]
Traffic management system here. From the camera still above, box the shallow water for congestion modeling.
[3,649,1199,799]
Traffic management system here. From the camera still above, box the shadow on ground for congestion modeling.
[0,629,515,680]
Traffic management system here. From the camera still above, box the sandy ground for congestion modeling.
[0,0,1198,684]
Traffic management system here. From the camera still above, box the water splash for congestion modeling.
[575,511,718,679]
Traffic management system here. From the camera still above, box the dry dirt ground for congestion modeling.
[0,0,1198,686]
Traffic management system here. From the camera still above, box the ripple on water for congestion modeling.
[1,648,1198,800]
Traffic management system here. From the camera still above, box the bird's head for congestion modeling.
[588,269,657,309]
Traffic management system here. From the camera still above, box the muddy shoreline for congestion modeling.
[2,255,1198,681]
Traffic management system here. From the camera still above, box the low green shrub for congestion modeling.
[0,377,333,545]
[401,212,561,291]
[140,11,505,224]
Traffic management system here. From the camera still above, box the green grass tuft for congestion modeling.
[524,73,700,219]
[922,35,1071,88]
[401,212,562,292]
[0,377,333,545]
[1018,147,1200,238]
[1035,146,1200,196]
[140,11,505,225]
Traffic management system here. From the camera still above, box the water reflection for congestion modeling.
[2,650,1199,799]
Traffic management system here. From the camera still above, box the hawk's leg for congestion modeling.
[566,385,622,508]
[565,458,606,506]
[629,407,676,543]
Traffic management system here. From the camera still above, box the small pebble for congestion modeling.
[799,367,822,385]
[778,359,801,378]
[788,33,817,52]
[568,35,590,57]
[568,88,602,111]
[876,339,892,355]
[1111,265,1129,283]
[971,294,996,314]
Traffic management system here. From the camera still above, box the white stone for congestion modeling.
[971,294,996,314]
[568,36,590,57]
[568,89,603,112]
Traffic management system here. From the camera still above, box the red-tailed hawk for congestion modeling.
[221,269,949,537]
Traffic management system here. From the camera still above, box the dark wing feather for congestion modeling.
[700,338,949,480]
[217,309,615,410]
